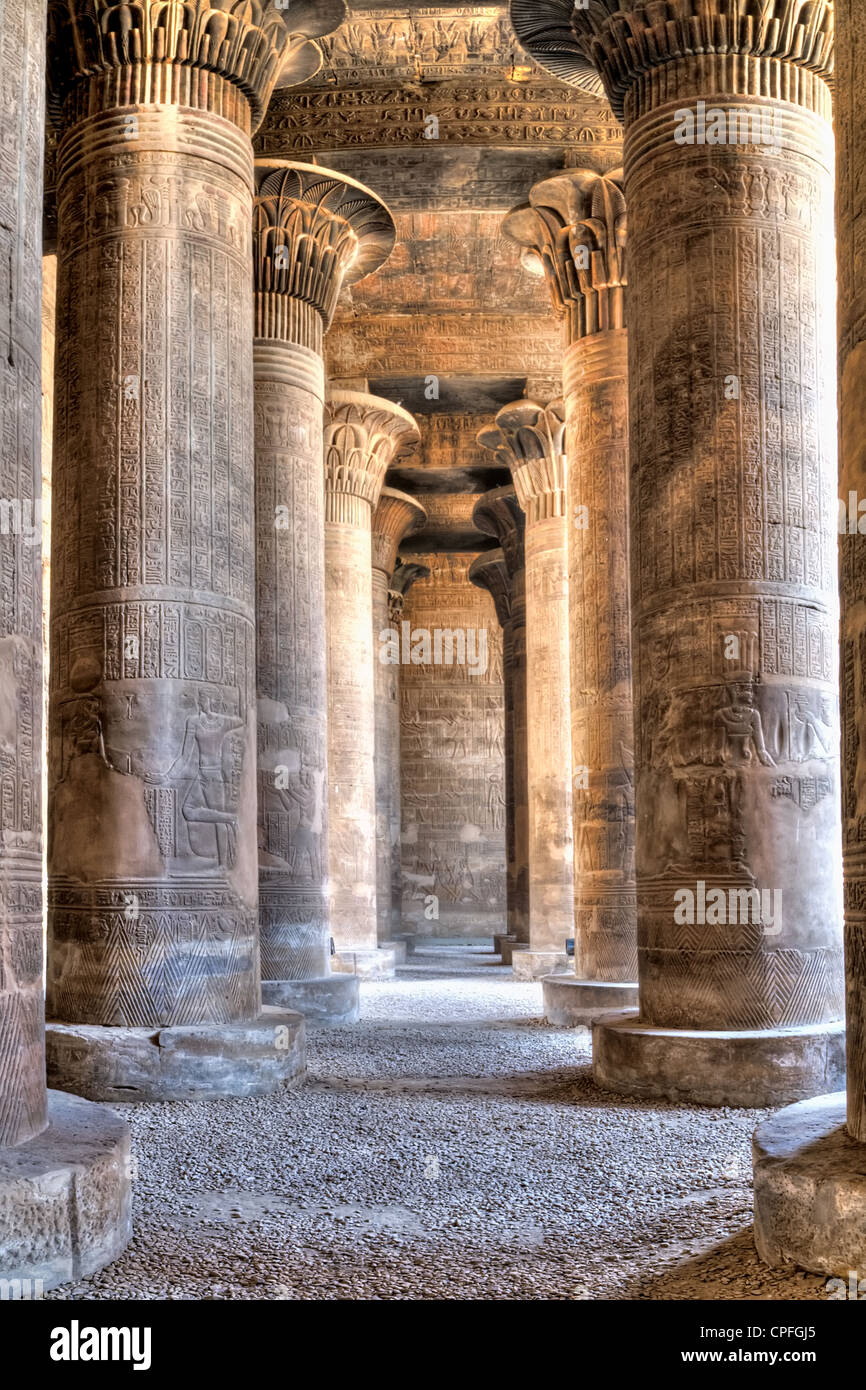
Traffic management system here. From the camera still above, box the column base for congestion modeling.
[543,974,638,1027]
[494,934,516,956]
[510,947,569,981]
[45,1008,306,1103]
[0,1090,131,1291]
[331,947,396,979]
[753,1094,866,1276]
[592,1012,845,1108]
[394,932,416,957]
[378,939,407,964]
[262,975,360,1025]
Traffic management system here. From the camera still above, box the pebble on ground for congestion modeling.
[47,942,831,1301]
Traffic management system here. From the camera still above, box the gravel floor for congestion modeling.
[49,941,831,1301]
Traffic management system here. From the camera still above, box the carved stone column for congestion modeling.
[503,169,638,1027]
[325,392,419,978]
[468,549,516,952]
[753,0,866,1272]
[43,0,345,1101]
[388,560,429,948]
[478,404,573,979]
[472,488,529,956]
[253,162,394,1026]
[0,0,131,1289]
[372,489,426,961]
[512,0,844,1106]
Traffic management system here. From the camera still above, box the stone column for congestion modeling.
[388,560,429,948]
[478,404,573,979]
[325,392,419,978]
[512,0,844,1106]
[468,549,516,951]
[253,162,394,1027]
[0,0,131,1289]
[42,0,345,1101]
[372,489,427,961]
[753,0,866,1273]
[503,170,638,1027]
[472,487,529,956]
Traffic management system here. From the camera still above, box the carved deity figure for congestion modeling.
[717,679,775,767]
[284,767,323,882]
[168,690,244,867]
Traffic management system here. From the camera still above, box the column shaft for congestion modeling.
[0,0,46,1147]
[503,167,637,1016]
[510,567,529,942]
[839,0,866,1142]
[371,489,426,952]
[478,408,573,975]
[255,336,329,980]
[525,504,573,953]
[48,99,261,1027]
[511,0,844,1097]
[387,562,429,941]
[325,394,419,974]
[40,2,335,1098]
[327,500,378,955]
[627,87,841,1033]
[252,161,394,1020]
[565,331,636,981]
[372,564,394,945]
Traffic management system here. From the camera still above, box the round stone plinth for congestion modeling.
[332,947,396,979]
[510,947,568,981]
[45,1008,306,1104]
[753,1093,866,1275]
[262,974,360,1025]
[592,1012,845,1109]
[0,1090,131,1291]
[543,974,638,1027]
[380,939,407,965]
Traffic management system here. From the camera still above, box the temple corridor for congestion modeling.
[45,942,827,1303]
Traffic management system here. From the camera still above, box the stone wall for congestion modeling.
[399,553,506,937]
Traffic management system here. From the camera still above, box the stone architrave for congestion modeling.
[0,0,131,1289]
[324,392,419,978]
[471,487,529,955]
[511,0,844,1105]
[371,489,427,960]
[478,403,573,980]
[753,0,866,1273]
[387,560,429,948]
[253,161,395,1026]
[503,169,638,1027]
[42,0,346,1101]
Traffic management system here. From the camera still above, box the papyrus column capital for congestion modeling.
[472,485,526,584]
[469,550,511,629]
[371,487,427,580]
[47,0,348,132]
[509,0,834,119]
[324,391,420,523]
[477,400,566,524]
[254,160,395,348]
[503,168,626,342]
